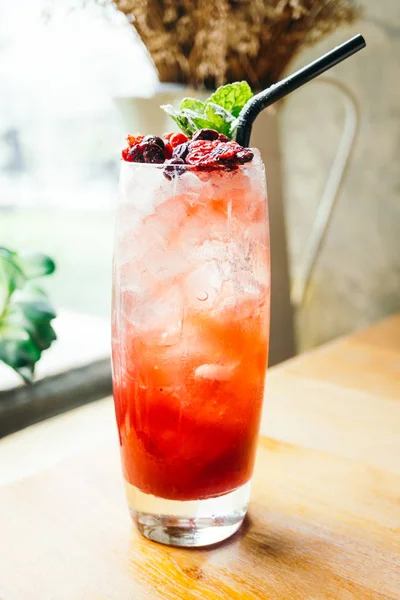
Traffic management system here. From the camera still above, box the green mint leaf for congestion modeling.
[229,118,239,140]
[0,248,57,383]
[204,103,236,136]
[160,104,193,137]
[180,109,209,132]
[207,81,253,118]
[161,81,253,139]
[180,98,205,113]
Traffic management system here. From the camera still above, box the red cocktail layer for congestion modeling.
[113,296,268,501]
[113,164,269,501]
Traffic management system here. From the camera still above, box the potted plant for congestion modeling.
[0,248,112,436]
[0,247,57,383]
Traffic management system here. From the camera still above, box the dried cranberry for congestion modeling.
[143,143,165,164]
[186,139,254,169]
[170,132,189,147]
[164,142,173,159]
[163,158,186,180]
[128,144,145,162]
[191,128,219,142]
[121,148,132,161]
[143,135,165,149]
[213,142,238,162]
[172,141,189,161]
[126,134,143,148]
[236,148,254,164]
[186,141,215,166]
[223,161,239,171]
[218,133,230,142]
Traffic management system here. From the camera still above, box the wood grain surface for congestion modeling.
[0,314,399,600]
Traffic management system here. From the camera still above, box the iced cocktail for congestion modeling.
[112,86,270,546]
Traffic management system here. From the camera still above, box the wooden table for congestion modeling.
[1,315,399,599]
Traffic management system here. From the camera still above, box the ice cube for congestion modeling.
[116,203,143,239]
[123,284,184,347]
[119,161,166,216]
[194,363,236,381]
[183,260,223,311]
[180,171,204,203]
[192,239,227,262]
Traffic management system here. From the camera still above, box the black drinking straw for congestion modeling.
[236,34,366,147]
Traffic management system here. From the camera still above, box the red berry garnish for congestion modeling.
[121,131,253,172]
[163,157,186,180]
[126,134,143,148]
[172,141,189,161]
[186,141,215,166]
[122,147,132,161]
[170,132,189,148]
[164,143,173,159]
[212,142,238,161]
[143,135,165,149]
[163,132,174,141]
[235,148,254,164]
[191,128,219,142]
[186,140,253,168]
[128,143,145,162]
[143,142,165,164]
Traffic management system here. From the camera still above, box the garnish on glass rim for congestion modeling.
[122,36,366,175]
[161,81,253,140]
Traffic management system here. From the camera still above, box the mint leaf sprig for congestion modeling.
[161,81,253,140]
[0,248,57,383]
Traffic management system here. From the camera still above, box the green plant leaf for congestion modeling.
[181,109,209,132]
[17,252,56,279]
[207,81,253,118]
[22,281,50,299]
[160,104,193,137]
[18,300,57,323]
[29,321,57,352]
[0,248,57,383]
[179,98,205,113]
[204,103,236,136]
[161,81,254,140]
[0,247,26,303]
[229,118,239,140]
[0,332,40,383]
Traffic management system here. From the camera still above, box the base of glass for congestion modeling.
[125,480,251,547]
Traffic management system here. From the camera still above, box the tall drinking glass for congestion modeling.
[112,152,270,547]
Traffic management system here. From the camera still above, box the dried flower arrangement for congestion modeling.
[114,0,360,89]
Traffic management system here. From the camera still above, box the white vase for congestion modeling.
[114,85,295,365]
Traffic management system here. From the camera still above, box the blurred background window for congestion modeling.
[0,0,157,317]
